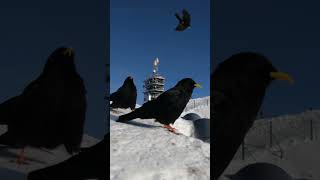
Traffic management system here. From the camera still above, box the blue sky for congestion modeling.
[214,0,320,117]
[0,0,107,139]
[110,0,210,105]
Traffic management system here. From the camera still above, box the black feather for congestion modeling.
[175,9,191,31]
[118,78,199,126]
[212,52,290,180]
[0,47,86,155]
[110,76,137,110]
[27,134,108,180]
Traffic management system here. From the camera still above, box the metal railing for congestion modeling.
[234,110,320,161]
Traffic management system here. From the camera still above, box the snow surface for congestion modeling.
[219,110,320,180]
[0,125,99,179]
[110,97,210,180]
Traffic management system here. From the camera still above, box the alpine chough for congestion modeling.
[27,134,108,180]
[117,78,201,134]
[212,52,294,180]
[0,47,86,164]
[175,9,191,31]
[110,76,137,110]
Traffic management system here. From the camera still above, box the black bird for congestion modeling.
[110,76,137,110]
[212,52,294,180]
[27,134,108,180]
[0,47,86,164]
[117,78,201,134]
[175,9,191,31]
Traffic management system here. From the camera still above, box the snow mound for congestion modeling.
[110,99,210,180]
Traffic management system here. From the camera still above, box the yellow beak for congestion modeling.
[194,83,202,88]
[63,48,74,57]
[270,71,294,84]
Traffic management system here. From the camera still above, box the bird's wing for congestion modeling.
[175,13,182,22]
[63,83,87,154]
[0,96,21,125]
[22,79,42,95]
[212,90,229,137]
[110,91,119,102]
[212,89,256,179]
[118,87,183,122]
[182,9,191,23]
[150,88,184,116]
[175,24,185,31]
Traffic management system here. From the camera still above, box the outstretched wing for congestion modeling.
[175,24,185,31]
[182,9,191,23]
[175,13,182,22]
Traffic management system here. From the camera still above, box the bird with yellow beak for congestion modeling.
[212,52,294,180]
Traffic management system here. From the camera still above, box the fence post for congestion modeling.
[193,100,195,109]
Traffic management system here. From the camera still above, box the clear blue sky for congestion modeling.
[0,0,107,139]
[110,0,210,105]
[214,0,320,117]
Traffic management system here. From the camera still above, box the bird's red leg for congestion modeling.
[163,125,179,134]
[16,147,25,166]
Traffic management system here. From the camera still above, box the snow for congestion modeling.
[110,97,210,180]
[0,125,99,179]
[219,110,320,180]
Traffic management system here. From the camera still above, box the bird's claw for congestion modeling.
[163,125,179,135]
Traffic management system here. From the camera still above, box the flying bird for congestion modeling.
[110,76,137,110]
[27,134,108,180]
[0,47,87,165]
[175,9,191,31]
[212,52,294,180]
[117,78,201,134]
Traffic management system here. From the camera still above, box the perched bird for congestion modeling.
[27,134,108,180]
[0,47,87,164]
[110,76,137,110]
[118,78,201,134]
[175,9,191,31]
[212,52,294,180]
[225,163,303,180]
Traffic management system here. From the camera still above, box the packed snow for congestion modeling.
[219,109,320,180]
[110,97,210,180]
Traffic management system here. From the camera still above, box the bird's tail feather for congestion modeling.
[117,110,139,122]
